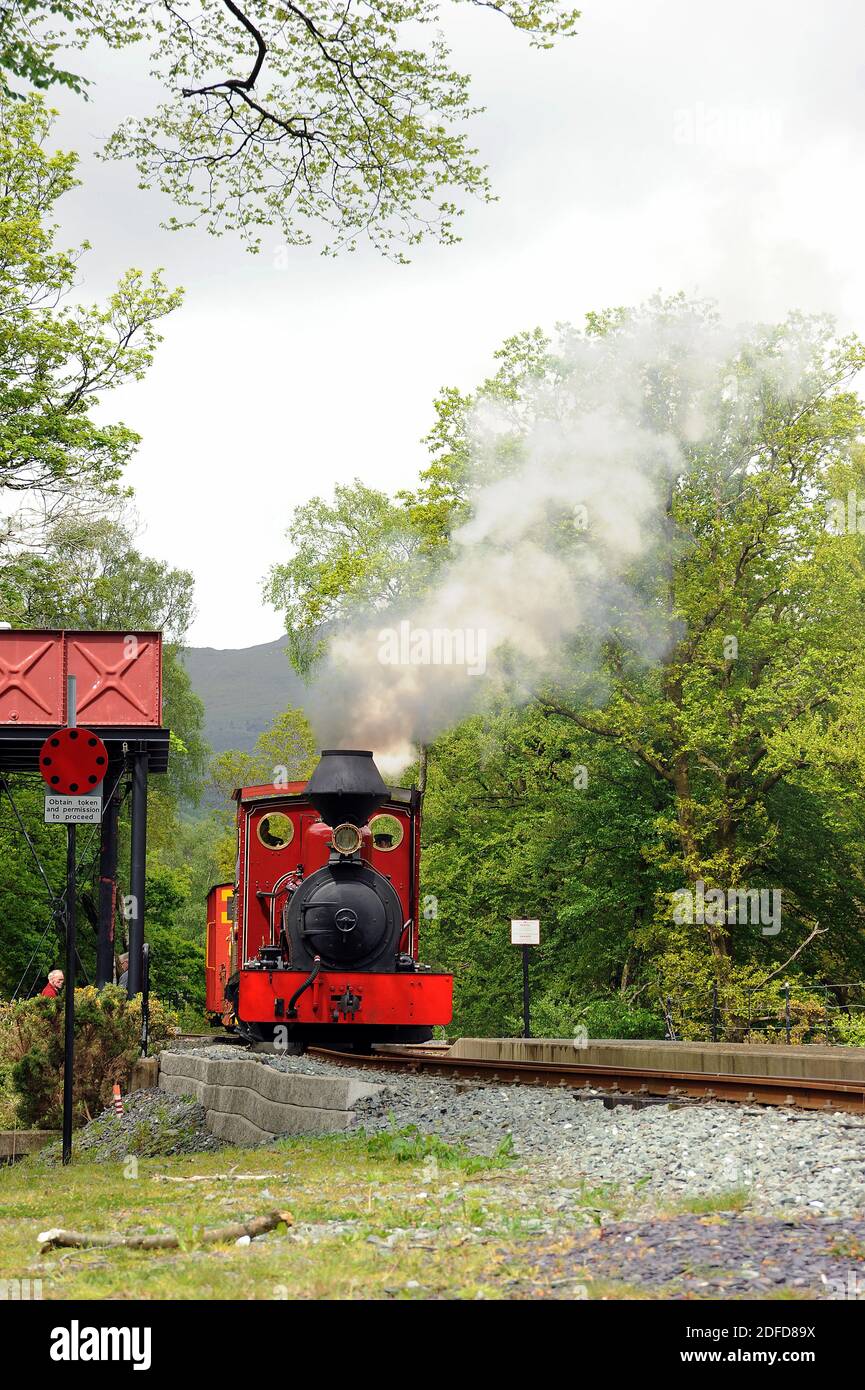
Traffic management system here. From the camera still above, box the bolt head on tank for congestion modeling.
[305,749,389,827]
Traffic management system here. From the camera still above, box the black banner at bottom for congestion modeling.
[2,1295,858,1374]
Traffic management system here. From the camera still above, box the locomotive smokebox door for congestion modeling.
[305,749,389,827]
[288,861,403,971]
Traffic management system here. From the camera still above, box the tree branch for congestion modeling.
[182,0,267,97]
[746,922,827,990]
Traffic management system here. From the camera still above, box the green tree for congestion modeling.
[525,309,865,982]
[144,866,206,1015]
[0,93,181,515]
[0,514,193,635]
[477,306,865,1022]
[1,1,579,257]
[209,705,316,810]
[264,480,424,674]
[399,326,560,545]
[418,705,666,1035]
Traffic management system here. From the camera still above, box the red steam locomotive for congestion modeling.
[204,749,453,1048]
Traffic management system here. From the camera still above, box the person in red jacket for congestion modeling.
[40,969,64,997]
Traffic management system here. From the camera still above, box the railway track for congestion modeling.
[307,1044,865,1116]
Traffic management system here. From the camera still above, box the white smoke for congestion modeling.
[303,303,804,772]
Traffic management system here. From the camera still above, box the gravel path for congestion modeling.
[169,1043,865,1217]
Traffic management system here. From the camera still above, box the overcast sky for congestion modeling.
[49,0,865,648]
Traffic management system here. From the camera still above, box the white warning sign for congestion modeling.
[44,794,103,824]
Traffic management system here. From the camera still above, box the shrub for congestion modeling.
[0,987,178,1129]
[652,950,832,1043]
[505,987,665,1039]
[0,1008,19,1127]
[575,995,667,1039]
[831,1012,865,1046]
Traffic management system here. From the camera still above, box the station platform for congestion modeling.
[447,1037,865,1082]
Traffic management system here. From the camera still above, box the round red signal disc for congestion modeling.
[39,727,108,795]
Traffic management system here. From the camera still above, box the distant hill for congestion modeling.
[181,636,307,753]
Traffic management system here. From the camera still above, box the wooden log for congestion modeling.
[38,1209,292,1253]
[129,1056,160,1091]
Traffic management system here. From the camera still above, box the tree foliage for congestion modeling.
[209,704,316,808]
[1,1,579,256]
[0,93,182,512]
[0,3,140,97]
[263,480,424,673]
[270,297,865,1037]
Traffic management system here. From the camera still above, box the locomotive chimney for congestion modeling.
[305,749,389,827]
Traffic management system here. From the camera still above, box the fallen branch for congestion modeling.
[152,1173,280,1183]
[38,1209,292,1253]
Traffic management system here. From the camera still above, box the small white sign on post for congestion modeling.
[45,793,103,825]
[511,918,540,946]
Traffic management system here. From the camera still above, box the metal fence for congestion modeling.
[658,981,865,1044]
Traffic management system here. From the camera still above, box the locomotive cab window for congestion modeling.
[369,813,404,851]
[256,812,294,850]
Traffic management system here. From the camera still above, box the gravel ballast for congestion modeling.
[67,1088,223,1162]
[167,1043,865,1217]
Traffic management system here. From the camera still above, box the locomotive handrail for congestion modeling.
[256,870,301,946]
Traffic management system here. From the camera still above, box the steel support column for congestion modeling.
[96,765,121,987]
[128,750,148,997]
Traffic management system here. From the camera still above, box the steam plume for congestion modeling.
[303,303,801,772]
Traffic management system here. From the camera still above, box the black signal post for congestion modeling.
[128,748,149,997]
[62,676,78,1165]
[63,813,76,1164]
[38,678,109,1165]
[96,769,121,988]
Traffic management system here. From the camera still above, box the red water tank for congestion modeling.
[0,630,162,726]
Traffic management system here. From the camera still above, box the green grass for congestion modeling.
[670,1189,751,1216]
[0,1130,549,1300]
[356,1122,516,1172]
[0,1132,770,1301]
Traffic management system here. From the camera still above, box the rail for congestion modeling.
[307,1044,865,1115]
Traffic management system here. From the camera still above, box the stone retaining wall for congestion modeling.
[158,1051,381,1145]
